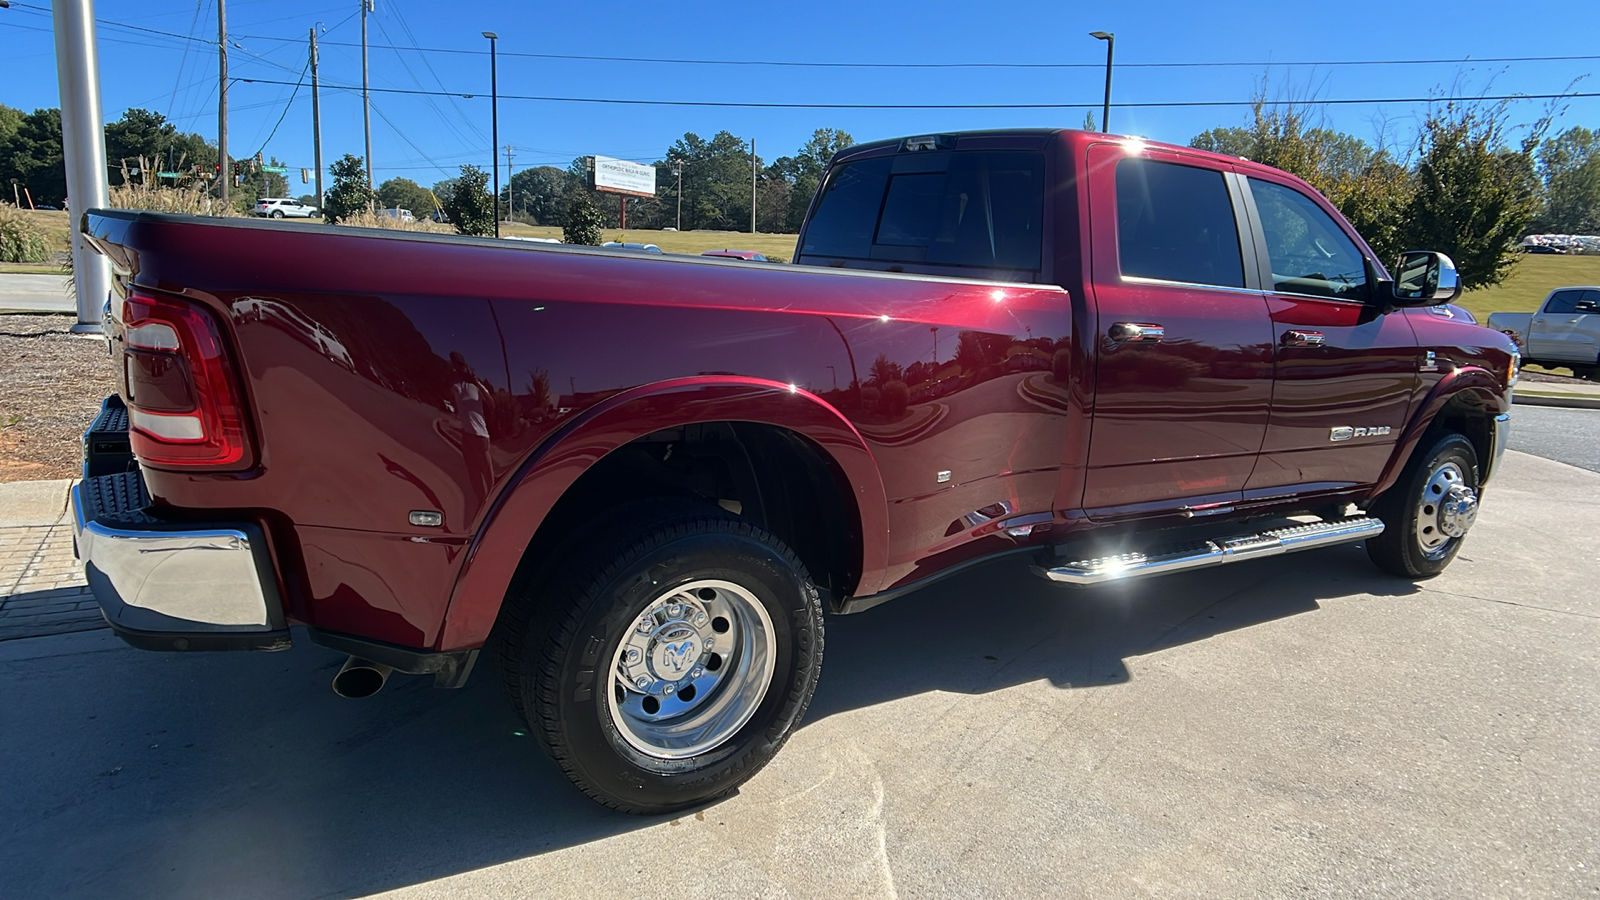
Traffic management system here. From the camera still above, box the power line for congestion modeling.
[228,35,1600,71]
[10,3,1593,73]
[248,60,311,161]
[237,78,1600,110]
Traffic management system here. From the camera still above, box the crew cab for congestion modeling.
[73,129,1517,813]
[1489,286,1600,379]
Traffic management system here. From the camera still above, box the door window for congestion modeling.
[1114,159,1244,288]
[1249,178,1368,300]
[1544,290,1586,314]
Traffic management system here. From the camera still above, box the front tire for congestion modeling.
[513,505,823,813]
[1366,432,1481,578]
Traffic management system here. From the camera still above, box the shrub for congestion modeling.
[562,192,604,245]
[441,165,495,237]
[0,203,49,263]
[323,154,376,225]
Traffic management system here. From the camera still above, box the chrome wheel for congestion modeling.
[606,579,776,760]
[1415,461,1478,559]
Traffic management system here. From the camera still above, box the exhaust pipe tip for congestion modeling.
[332,657,393,699]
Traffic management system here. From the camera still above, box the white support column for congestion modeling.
[52,0,112,334]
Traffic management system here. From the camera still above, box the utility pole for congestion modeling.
[51,0,111,333]
[674,163,682,232]
[750,138,757,234]
[310,27,324,208]
[361,0,374,201]
[503,145,515,219]
[217,0,228,205]
[483,31,499,238]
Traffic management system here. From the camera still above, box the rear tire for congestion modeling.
[270,210,285,219]
[511,503,823,813]
[1366,432,1481,579]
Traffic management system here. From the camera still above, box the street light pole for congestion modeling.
[51,0,111,333]
[1090,31,1114,133]
[483,31,499,238]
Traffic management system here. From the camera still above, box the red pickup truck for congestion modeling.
[74,129,1517,813]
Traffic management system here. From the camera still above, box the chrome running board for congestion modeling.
[1033,517,1384,587]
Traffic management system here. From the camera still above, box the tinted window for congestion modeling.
[1115,159,1244,288]
[1544,290,1585,314]
[801,150,1044,272]
[1250,178,1368,300]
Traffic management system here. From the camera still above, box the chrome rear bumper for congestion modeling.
[71,470,290,652]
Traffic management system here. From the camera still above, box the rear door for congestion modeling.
[1239,173,1419,493]
[1082,144,1275,517]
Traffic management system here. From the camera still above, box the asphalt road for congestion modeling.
[2,450,1597,899]
[1509,404,1600,473]
[0,274,74,314]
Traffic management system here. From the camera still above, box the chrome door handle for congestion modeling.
[1109,322,1164,343]
[1282,329,1326,347]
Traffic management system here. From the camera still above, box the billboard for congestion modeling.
[592,155,657,198]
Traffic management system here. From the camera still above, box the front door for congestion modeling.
[1082,145,1275,517]
[1530,288,1600,364]
[1239,174,1420,494]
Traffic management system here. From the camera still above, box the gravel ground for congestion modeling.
[0,314,117,483]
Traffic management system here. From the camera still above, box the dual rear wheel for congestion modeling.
[495,504,823,814]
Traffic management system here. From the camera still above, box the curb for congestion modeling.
[1512,391,1600,410]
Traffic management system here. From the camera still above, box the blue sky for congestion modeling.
[3,0,1597,190]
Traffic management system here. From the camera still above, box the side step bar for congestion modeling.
[1033,517,1385,587]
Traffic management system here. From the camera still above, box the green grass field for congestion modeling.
[1455,254,1600,322]
[499,222,799,262]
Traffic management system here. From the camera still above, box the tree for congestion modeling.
[0,108,66,207]
[562,191,604,245]
[323,153,375,224]
[377,177,436,217]
[105,108,176,181]
[0,104,23,146]
[1399,102,1542,290]
[504,165,578,225]
[441,164,495,236]
[1537,126,1600,234]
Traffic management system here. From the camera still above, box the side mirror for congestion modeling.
[1575,300,1599,313]
[1388,251,1461,306]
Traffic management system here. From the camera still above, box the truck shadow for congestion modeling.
[2,543,1420,899]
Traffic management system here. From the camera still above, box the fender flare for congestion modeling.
[434,376,890,651]
[1371,365,1510,499]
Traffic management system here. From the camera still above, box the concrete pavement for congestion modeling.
[1513,379,1600,409]
[0,274,74,313]
[0,479,103,640]
[0,449,1595,898]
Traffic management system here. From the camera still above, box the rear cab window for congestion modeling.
[1113,158,1245,288]
[797,147,1046,280]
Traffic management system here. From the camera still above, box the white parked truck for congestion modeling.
[1489,286,1600,379]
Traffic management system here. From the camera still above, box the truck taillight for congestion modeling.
[122,289,251,469]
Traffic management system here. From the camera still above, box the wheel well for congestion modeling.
[1430,392,1493,471]
[507,422,863,607]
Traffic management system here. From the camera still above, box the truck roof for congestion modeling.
[830,127,1284,176]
